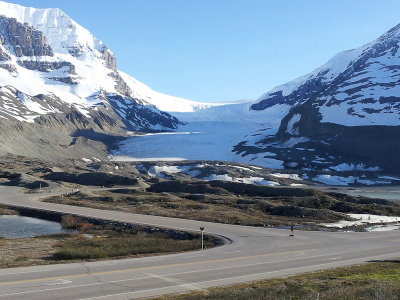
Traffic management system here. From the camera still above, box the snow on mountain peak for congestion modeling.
[252,22,400,127]
[0,0,225,120]
[118,71,224,113]
[378,22,400,41]
[257,22,400,102]
[0,1,104,55]
[0,1,185,130]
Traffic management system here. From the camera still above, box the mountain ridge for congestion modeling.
[0,1,190,159]
[232,22,400,175]
[0,0,399,179]
[251,22,400,126]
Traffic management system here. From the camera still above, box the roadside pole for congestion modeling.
[290,222,294,237]
[200,227,204,250]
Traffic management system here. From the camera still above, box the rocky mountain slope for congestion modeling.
[0,1,399,181]
[115,22,400,180]
[0,1,214,159]
[251,24,400,125]
[234,23,400,176]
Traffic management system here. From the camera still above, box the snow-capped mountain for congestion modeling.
[1,0,399,178]
[118,71,224,113]
[0,0,236,160]
[0,0,215,131]
[114,21,400,178]
[251,23,400,126]
[236,22,400,175]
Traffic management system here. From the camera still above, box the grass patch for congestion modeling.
[154,260,400,300]
[0,205,18,215]
[54,232,214,260]
[0,220,219,268]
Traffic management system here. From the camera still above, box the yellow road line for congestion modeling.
[0,248,314,286]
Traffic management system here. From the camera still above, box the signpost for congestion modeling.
[200,227,205,250]
[290,222,294,237]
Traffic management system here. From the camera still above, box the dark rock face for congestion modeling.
[90,109,119,131]
[17,60,75,73]
[102,50,133,97]
[67,46,83,57]
[240,24,400,174]
[0,84,182,160]
[0,46,10,61]
[0,15,79,79]
[48,76,78,85]
[110,72,132,97]
[0,63,16,74]
[102,47,117,71]
[251,73,327,111]
[44,171,137,186]
[106,94,181,131]
[148,180,316,197]
[0,85,179,132]
[0,16,53,57]
[242,99,400,174]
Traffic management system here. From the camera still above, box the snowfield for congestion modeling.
[271,173,303,180]
[322,214,400,231]
[329,163,381,172]
[312,175,391,186]
[202,174,280,186]
[111,102,292,169]
[111,121,285,169]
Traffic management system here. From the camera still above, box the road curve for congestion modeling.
[0,185,399,299]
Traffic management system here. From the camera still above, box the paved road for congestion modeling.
[0,185,399,299]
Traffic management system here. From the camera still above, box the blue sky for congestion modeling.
[6,0,400,102]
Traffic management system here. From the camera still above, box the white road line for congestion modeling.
[104,251,344,284]
[144,272,202,292]
[222,250,243,254]
[0,283,103,298]
[0,251,344,297]
[45,279,72,286]
[81,251,400,300]
[136,257,170,262]
[0,256,174,277]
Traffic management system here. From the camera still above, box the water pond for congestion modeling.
[341,190,400,202]
[0,215,72,239]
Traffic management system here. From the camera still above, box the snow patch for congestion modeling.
[379,176,400,181]
[227,165,253,172]
[313,174,391,186]
[143,165,201,178]
[323,213,400,229]
[330,163,381,172]
[203,174,280,186]
[81,158,93,163]
[313,175,357,186]
[270,173,302,181]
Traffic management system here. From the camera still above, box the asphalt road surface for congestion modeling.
[0,185,399,299]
